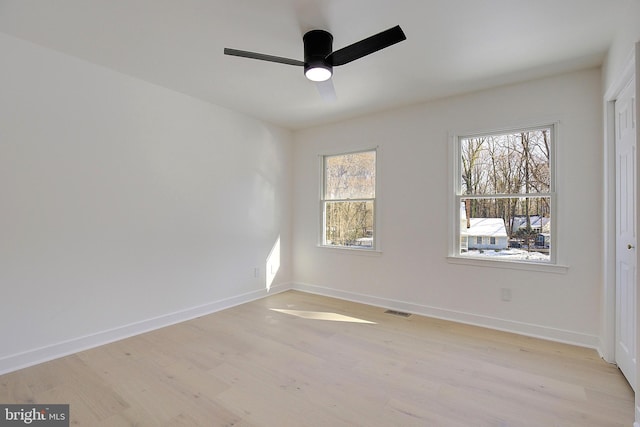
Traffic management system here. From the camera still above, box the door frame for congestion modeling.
[603,42,638,422]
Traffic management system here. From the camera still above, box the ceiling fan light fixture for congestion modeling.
[305,65,332,82]
[303,30,334,82]
[224,25,406,94]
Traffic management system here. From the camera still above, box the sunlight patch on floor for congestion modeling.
[270,308,376,324]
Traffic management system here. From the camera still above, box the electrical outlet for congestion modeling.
[254,267,260,278]
[501,288,512,302]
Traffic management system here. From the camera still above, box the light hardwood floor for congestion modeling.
[0,290,634,426]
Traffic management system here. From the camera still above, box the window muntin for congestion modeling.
[322,150,376,249]
[456,126,555,263]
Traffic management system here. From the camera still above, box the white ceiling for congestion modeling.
[0,0,632,129]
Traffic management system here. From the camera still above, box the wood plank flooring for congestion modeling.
[0,290,634,426]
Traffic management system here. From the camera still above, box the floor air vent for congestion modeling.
[384,309,411,317]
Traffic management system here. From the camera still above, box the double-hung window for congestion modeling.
[453,125,556,265]
[321,149,376,249]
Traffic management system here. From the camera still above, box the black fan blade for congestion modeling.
[224,48,304,66]
[327,25,406,66]
[316,79,337,102]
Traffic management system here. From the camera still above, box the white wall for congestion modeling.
[603,0,640,92]
[292,68,603,347]
[0,33,292,372]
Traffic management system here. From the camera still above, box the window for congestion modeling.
[321,149,376,249]
[453,125,555,264]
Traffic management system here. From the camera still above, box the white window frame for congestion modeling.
[319,147,380,253]
[448,122,568,273]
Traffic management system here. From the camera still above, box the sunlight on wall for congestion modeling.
[265,236,280,291]
[270,308,376,324]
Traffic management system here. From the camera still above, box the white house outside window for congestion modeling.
[454,125,556,264]
[321,149,376,250]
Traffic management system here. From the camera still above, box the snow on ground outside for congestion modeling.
[461,248,550,262]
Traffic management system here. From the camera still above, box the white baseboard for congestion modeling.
[0,281,603,375]
[0,283,291,375]
[292,282,600,349]
[597,336,616,364]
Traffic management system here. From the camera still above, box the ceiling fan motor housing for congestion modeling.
[303,30,333,78]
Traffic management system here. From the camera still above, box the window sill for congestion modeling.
[446,255,568,274]
[318,245,382,256]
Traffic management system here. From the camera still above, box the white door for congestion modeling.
[616,78,637,391]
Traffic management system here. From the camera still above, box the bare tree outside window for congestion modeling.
[457,127,553,262]
[322,150,376,248]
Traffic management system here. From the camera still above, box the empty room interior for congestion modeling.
[1,1,640,426]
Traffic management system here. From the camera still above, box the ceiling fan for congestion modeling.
[224,25,406,98]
